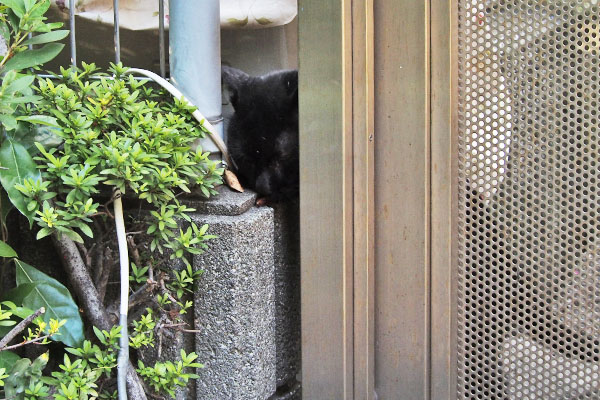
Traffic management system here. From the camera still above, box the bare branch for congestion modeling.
[97,247,114,304]
[127,236,141,268]
[0,334,54,351]
[51,232,148,400]
[125,231,145,236]
[106,282,155,320]
[159,322,200,334]
[93,245,105,288]
[0,307,45,350]
[76,241,91,270]
[52,233,110,330]
[158,274,178,305]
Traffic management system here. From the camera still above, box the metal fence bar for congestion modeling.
[158,0,166,78]
[69,0,76,66]
[113,0,120,64]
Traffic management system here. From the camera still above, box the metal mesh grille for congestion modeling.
[457,1,600,399]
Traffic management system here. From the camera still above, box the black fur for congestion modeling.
[222,66,298,202]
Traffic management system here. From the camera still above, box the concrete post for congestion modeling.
[191,188,277,399]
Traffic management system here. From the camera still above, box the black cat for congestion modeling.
[221,66,299,203]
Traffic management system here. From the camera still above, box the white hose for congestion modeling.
[124,68,234,169]
[114,191,129,400]
[113,68,234,399]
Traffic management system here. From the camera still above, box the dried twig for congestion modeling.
[156,314,170,359]
[107,281,155,323]
[103,195,117,219]
[92,245,105,288]
[97,247,114,304]
[158,274,178,305]
[126,231,145,236]
[160,322,200,333]
[0,334,54,351]
[127,236,141,268]
[0,307,45,350]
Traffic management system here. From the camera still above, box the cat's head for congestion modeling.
[222,66,298,125]
[222,66,299,201]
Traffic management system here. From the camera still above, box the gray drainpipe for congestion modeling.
[169,0,223,154]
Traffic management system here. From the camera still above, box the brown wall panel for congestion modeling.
[373,0,430,398]
[299,0,353,398]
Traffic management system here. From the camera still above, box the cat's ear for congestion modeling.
[222,66,249,108]
[283,70,298,99]
[283,70,298,107]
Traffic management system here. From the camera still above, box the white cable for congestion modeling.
[124,68,235,169]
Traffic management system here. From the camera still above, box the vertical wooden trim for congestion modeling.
[425,0,433,397]
[352,0,375,398]
[299,0,354,397]
[373,0,430,397]
[342,0,355,397]
[430,0,458,399]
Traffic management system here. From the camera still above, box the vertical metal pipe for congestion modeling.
[158,0,166,78]
[113,0,120,64]
[69,0,76,66]
[169,0,222,153]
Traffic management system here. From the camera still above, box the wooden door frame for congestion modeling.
[298,0,355,397]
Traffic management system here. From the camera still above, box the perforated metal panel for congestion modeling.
[457,1,600,399]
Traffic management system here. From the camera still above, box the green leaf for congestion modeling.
[3,94,41,104]
[34,21,62,32]
[78,223,93,239]
[15,259,84,347]
[22,0,33,11]
[256,17,273,25]
[36,227,52,239]
[0,188,13,225]
[23,30,69,45]
[0,240,17,258]
[2,284,37,305]
[3,43,65,72]
[16,115,58,127]
[0,298,34,336]
[0,351,20,370]
[0,0,25,17]
[227,16,248,27]
[0,21,9,42]
[63,229,83,243]
[0,114,17,130]
[4,75,34,94]
[28,0,50,18]
[0,140,40,225]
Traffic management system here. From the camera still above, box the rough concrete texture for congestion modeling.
[183,185,258,216]
[192,206,276,400]
[271,201,301,386]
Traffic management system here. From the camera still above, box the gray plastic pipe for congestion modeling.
[169,0,223,154]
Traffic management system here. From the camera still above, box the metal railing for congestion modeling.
[60,0,224,151]
[65,0,167,78]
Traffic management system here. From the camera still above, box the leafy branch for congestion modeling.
[0,306,44,350]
